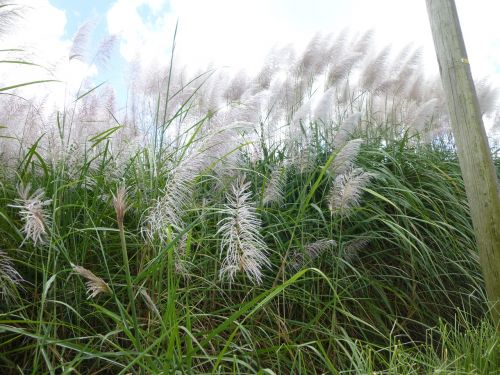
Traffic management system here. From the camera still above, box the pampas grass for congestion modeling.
[262,166,285,206]
[290,239,337,270]
[332,112,362,148]
[0,0,20,38]
[71,263,111,299]
[0,250,23,302]
[0,20,498,374]
[9,183,51,246]
[331,138,363,175]
[327,167,376,216]
[217,176,270,284]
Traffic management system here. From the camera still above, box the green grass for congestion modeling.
[0,10,498,372]
[0,132,498,374]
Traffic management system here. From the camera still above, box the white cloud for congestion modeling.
[106,0,500,87]
[0,0,98,110]
[107,0,315,74]
[1,0,498,116]
[107,0,174,64]
[166,0,289,71]
[456,0,500,84]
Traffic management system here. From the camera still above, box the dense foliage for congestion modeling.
[0,7,499,373]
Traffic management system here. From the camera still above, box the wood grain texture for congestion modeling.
[426,0,500,331]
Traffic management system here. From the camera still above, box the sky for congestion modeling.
[2,0,500,114]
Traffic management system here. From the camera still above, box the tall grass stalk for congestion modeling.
[113,185,140,345]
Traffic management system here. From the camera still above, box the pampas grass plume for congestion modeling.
[328,168,376,217]
[331,138,363,175]
[0,250,23,301]
[10,184,51,246]
[332,112,362,148]
[291,239,337,270]
[113,184,128,228]
[263,166,285,206]
[71,263,111,299]
[217,176,270,284]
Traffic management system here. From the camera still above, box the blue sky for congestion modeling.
[4,0,500,115]
[49,0,111,37]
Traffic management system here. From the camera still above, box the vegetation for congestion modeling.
[0,6,499,374]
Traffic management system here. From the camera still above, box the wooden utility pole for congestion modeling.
[426,0,500,331]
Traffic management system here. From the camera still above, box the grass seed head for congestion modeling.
[331,138,363,175]
[328,168,376,217]
[10,184,52,247]
[217,176,270,284]
[113,184,128,227]
[0,250,23,302]
[71,263,111,299]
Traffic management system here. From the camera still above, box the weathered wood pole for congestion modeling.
[426,0,500,331]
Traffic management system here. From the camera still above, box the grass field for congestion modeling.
[0,14,499,374]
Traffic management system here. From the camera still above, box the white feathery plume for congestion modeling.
[174,233,190,276]
[254,46,282,90]
[69,20,95,62]
[392,47,423,94]
[325,28,350,62]
[342,239,369,263]
[112,184,128,228]
[0,250,23,302]
[305,239,337,259]
[143,150,203,242]
[313,87,336,124]
[224,69,249,102]
[353,29,375,54]
[411,98,439,132]
[278,76,300,114]
[327,168,376,217]
[285,142,313,174]
[295,147,314,174]
[226,91,263,125]
[95,34,117,67]
[144,124,246,242]
[476,78,499,116]
[337,80,354,105]
[10,184,52,246]
[199,123,246,177]
[369,95,393,125]
[217,176,270,284]
[330,138,363,175]
[388,43,414,75]
[287,101,311,166]
[295,32,329,78]
[263,166,285,206]
[71,263,111,299]
[290,239,337,270]
[491,112,500,136]
[332,112,362,149]
[291,101,311,130]
[0,1,20,37]
[326,51,363,88]
[359,44,391,91]
[205,123,251,193]
[406,73,425,102]
[297,33,322,71]
[373,43,415,94]
[200,70,231,115]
